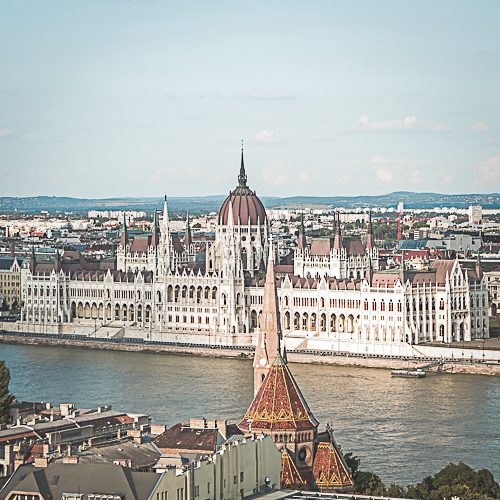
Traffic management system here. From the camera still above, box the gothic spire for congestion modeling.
[476,251,483,281]
[162,195,169,227]
[297,212,307,251]
[238,141,248,187]
[151,209,160,246]
[366,210,374,250]
[119,213,129,248]
[29,245,37,274]
[183,212,193,248]
[333,212,343,250]
[399,249,406,283]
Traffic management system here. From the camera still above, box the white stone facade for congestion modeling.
[19,158,490,353]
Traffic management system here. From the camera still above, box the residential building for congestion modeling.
[0,258,22,309]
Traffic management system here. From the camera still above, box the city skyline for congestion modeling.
[1,1,499,198]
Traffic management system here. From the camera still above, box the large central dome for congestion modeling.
[218,150,267,226]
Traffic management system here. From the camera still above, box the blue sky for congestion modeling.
[1,0,499,197]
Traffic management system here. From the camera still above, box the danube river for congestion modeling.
[2,344,499,485]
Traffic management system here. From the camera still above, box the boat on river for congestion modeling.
[391,369,427,378]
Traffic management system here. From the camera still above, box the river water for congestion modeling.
[1,343,499,485]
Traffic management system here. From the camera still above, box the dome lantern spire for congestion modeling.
[238,139,248,187]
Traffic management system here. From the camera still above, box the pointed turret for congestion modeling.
[29,246,37,274]
[476,251,483,281]
[162,195,169,228]
[183,212,193,249]
[333,212,343,250]
[365,210,374,250]
[399,250,406,283]
[119,214,129,248]
[365,254,373,285]
[151,210,160,246]
[54,249,62,273]
[252,240,282,395]
[297,213,307,251]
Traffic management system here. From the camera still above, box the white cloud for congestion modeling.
[475,156,500,186]
[370,155,393,183]
[259,161,287,186]
[369,155,433,186]
[255,130,275,143]
[0,129,12,137]
[472,122,489,131]
[298,170,313,183]
[358,115,446,132]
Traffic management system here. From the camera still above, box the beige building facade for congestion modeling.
[0,257,22,308]
[152,435,281,500]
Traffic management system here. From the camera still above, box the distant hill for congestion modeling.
[0,192,499,214]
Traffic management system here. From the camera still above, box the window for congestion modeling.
[194,485,199,497]
[234,475,237,484]
[240,471,244,482]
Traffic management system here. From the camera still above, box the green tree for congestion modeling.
[355,471,386,496]
[343,451,360,478]
[0,360,15,425]
[386,483,406,497]
[407,462,500,500]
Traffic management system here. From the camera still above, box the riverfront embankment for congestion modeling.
[1,331,499,375]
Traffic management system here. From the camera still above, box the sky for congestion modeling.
[1,0,499,198]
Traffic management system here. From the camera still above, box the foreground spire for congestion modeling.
[252,239,282,395]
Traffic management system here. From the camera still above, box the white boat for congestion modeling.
[391,369,427,378]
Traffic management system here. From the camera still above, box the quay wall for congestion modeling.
[1,330,499,376]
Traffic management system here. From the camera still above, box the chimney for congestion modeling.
[215,420,228,439]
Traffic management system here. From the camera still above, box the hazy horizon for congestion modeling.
[1,1,499,198]
[1,189,500,201]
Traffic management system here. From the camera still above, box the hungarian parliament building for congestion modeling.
[20,152,490,355]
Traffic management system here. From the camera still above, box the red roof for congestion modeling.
[310,238,366,257]
[239,354,318,432]
[219,189,267,226]
[430,260,455,285]
[281,448,307,489]
[312,441,353,491]
[153,423,221,454]
[130,236,151,253]
[218,152,266,226]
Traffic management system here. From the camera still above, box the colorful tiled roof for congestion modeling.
[281,448,307,489]
[312,441,353,491]
[239,353,319,432]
